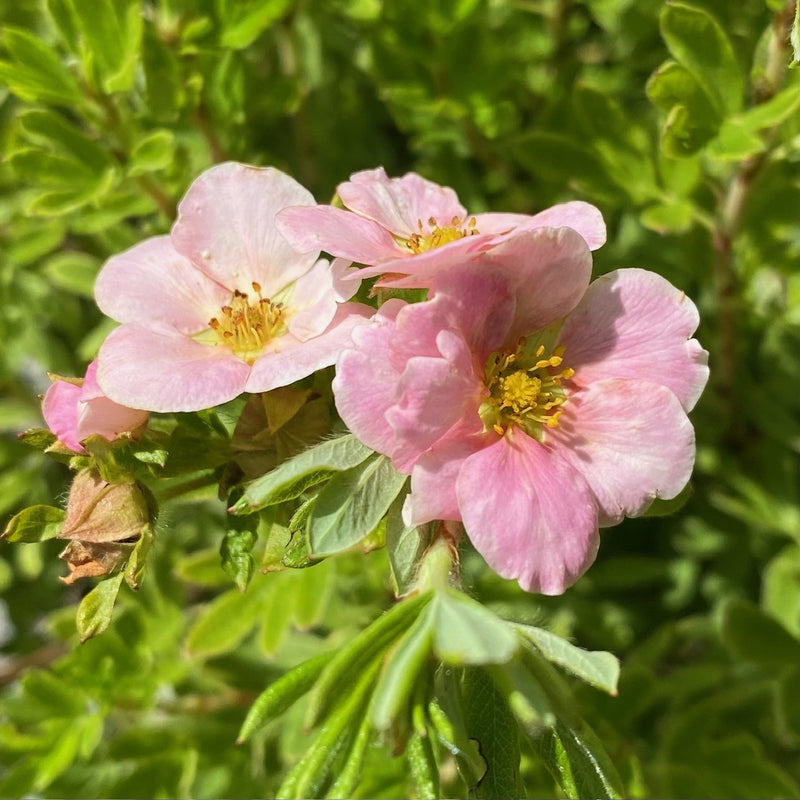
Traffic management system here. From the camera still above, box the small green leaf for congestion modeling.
[220,0,293,49]
[763,544,800,638]
[232,433,373,513]
[174,548,230,587]
[463,667,522,799]
[309,454,407,556]
[124,524,154,590]
[718,596,799,667]
[515,625,620,695]
[640,200,695,234]
[237,650,334,743]
[660,3,743,117]
[738,83,800,132]
[2,505,65,543]
[324,704,374,799]
[221,505,258,591]
[431,590,519,666]
[127,130,176,176]
[0,28,82,105]
[75,572,124,642]
[406,730,439,800]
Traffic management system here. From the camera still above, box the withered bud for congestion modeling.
[58,469,156,585]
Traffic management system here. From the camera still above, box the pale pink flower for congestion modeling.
[333,227,709,594]
[94,163,372,413]
[277,167,607,288]
[42,360,149,454]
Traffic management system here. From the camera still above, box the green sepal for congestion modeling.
[75,573,124,643]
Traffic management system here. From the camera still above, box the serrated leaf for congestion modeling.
[309,454,407,556]
[75,572,124,642]
[660,2,743,117]
[431,590,519,666]
[515,625,619,695]
[2,505,65,543]
[0,28,82,105]
[233,434,373,513]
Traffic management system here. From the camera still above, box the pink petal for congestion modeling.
[386,329,485,472]
[403,425,491,526]
[77,361,148,441]
[42,380,84,453]
[287,258,361,341]
[277,205,400,264]
[391,272,515,366]
[246,303,373,394]
[338,167,467,235]
[547,379,696,525]
[94,236,230,334]
[456,429,599,595]
[475,227,593,342]
[331,301,406,458]
[171,162,318,297]
[475,201,606,250]
[97,324,250,413]
[557,268,709,411]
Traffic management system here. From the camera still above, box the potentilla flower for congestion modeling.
[277,167,607,288]
[333,227,709,594]
[42,360,149,454]
[94,162,373,413]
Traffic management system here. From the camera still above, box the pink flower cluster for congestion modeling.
[43,163,708,594]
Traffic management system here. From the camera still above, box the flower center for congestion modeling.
[403,215,479,254]
[208,282,284,364]
[480,340,575,439]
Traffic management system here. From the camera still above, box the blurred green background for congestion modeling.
[0,0,798,797]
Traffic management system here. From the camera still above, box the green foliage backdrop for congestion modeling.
[0,0,798,797]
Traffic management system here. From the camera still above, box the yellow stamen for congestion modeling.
[402,215,480,254]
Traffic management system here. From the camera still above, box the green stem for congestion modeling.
[153,473,218,503]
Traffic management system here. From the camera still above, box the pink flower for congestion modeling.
[42,360,149,454]
[94,163,373,413]
[277,167,607,288]
[333,227,709,594]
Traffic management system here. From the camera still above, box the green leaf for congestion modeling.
[18,109,113,169]
[75,572,124,642]
[237,650,334,743]
[2,505,65,543]
[707,120,765,161]
[463,667,522,799]
[127,130,176,176]
[124,524,154,590]
[186,580,271,656]
[640,200,695,234]
[406,730,439,800]
[70,0,143,92]
[0,28,82,105]
[220,509,258,591]
[514,625,620,695]
[718,596,799,667]
[305,592,432,727]
[792,0,800,67]
[173,548,230,587]
[385,492,434,597]
[738,83,800,132]
[308,454,408,556]
[371,607,435,731]
[646,61,720,156]
[641,482,694,516]
[539,721,623,800]
[232,433,373,513]
[660,2,743,117]
[431,590,519,666]
[763,544,800,638]
[41,252,100,297]
[220,0,293,49]
[8,149,101,187]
